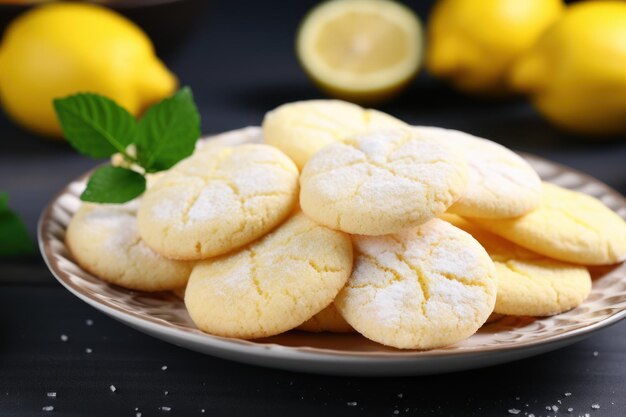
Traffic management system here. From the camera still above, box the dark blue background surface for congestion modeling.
[1,1,625,415]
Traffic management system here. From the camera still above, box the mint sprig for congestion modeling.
[54,87,201,204]
[0,192,35,257]
[136,87,201,172]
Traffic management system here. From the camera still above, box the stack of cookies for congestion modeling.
[66,100,626,350]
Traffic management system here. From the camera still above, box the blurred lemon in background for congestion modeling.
[511,1,626,136]
[426,0,564,95]
[0,2,177,137]
[297,0,423,103]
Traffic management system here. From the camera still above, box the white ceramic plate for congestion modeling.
[39,127,626,376]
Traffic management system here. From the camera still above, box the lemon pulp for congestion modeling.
[314,12,409,74]
[297,0,423,102]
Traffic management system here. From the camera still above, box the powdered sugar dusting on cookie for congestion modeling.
[414,126,541,218]
[337,218,496,349]
[187,182,241,223]
[66,202,192,292]
[300,128,468,235]
[369,279,419,328]
[138,142,299,260]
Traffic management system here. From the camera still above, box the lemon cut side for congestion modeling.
[297,0,423,102]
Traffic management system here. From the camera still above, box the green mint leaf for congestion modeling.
[54,93,138,158]
[136,87,201,172]
[0,192,35,257]
[81,166,146,204]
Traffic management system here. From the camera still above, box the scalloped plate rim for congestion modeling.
[37,128,626,375]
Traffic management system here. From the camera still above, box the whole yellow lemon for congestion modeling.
[0,3,177,137]
[426,0,564,95]
[511,1,626,135]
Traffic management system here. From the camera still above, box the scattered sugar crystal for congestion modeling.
[591,404,600,409]
[545,406,552,411]
[558,400,562,404]
[347,402,357,406]
[393,411,399,415]
[135,408,139,411]
[136,413,142,417]
[528,414,535,417]
[47,392,56,398]
[161,365,168,371]
[85,348,92,354]
[552,405,559,412]
[568,408,573,412]
[60,334,68,342]
[508,409,521,415]
[585,413,590,417]
[397,393,403,398]
[565,393,572,397]
[109,385,116,393]
[86,319,94,326]
[201,410,205,413]
[515,397,520,400]
[593,351,599,357]
[160,406,171,411]
[164,391,169,396]
[42,406,54,412]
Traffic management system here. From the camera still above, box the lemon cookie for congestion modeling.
[469,182,626,265]
[138,144,299,260]
[335,218,496,349]
[300,128,468,235]
[442,214,591,316]
[297,303,354,333]
[262,99,405,169]
[415,126,542,218]
[185,212,353,339]
[66,202,192,292]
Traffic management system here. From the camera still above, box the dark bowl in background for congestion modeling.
[0,0,209,58]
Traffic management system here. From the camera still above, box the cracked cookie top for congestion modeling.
[299,128,468,235]
[441,214,591,317]
[468,182,626,265]
[414,126,542,219]
[66,202,193,292]
[137,143,299,260]
[335,218,496,349]
[262,99,405,169]
[184,212,353,339]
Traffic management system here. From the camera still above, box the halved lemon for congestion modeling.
[297,0,423,103]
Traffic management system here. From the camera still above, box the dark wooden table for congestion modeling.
[1,1,626,416]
